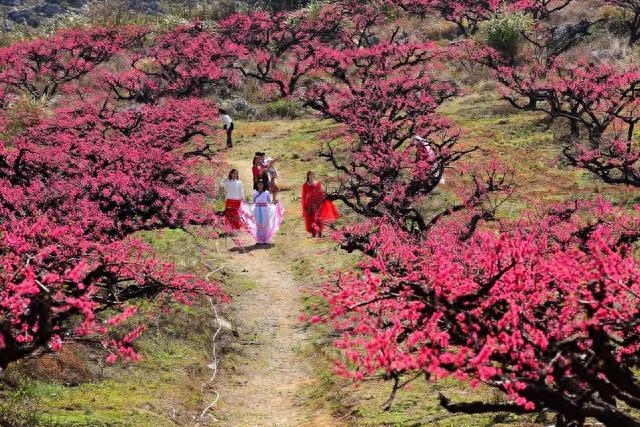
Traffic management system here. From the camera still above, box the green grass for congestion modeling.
[3,90,637,426]
[229,95,637,426]
[0,221,255,426]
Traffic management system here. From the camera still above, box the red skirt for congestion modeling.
[225,199,243,230]
[319,200,339,222]
[304,200,339,234]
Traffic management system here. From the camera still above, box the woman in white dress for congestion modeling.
[219,169,246,230]
[250,180,284,245]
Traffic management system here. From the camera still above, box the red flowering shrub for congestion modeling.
[0,217,225,369]
[0,26,146,99]
[323,200,640,426]
[0,27,227,369]
[218,7,344,98]
[303,41,460,230]
[107,23,241,102]
[484,53,640,186]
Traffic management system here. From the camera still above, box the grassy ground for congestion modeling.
[230,90,638,425]
[441,91,632,212]
[1,89,634,426]
[0,230,255,426]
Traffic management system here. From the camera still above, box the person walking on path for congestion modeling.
[301,171,339,238]
[261,152,280,202]
[219,169,246,231]
[252,155,269,190]
[249,180,284,245]
[220,109,234,148]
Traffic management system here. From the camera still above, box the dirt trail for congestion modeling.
[213,133,339,426]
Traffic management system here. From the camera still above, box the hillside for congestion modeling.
[0,0,306,30]
[2,1,640,426]
[2,92,625,425]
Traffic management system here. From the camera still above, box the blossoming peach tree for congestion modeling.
[0,26,230,369]
[2,4,640,426]
[223,3,640,425]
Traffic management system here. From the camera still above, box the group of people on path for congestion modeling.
[219,165,338,246]
[218,110,339,245]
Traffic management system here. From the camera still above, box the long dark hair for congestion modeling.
[306,171,316,182]
[228,169,238,180]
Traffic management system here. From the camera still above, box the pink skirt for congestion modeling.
[241,201,284,243]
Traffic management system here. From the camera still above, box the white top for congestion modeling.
[262,156,278,178]
[253,190,272,204]
[414,136,445,183]
[414,136,436,161]
[221,114,233,128]
[220,179,245,200]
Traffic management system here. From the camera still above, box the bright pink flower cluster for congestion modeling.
[0,26,228,369]
[323,200,640,424]
[0,26,146,98]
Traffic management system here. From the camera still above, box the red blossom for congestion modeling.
[323,200,640,425]
[0,26,228,370]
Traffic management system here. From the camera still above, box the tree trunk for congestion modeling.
[569,119,580,139]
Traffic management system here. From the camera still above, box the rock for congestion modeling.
[8,9,41,26]
[366,34,379,46]
[34,3,63,17]
[0,0,21,6]
[233,98,257,118]
[547,20,593,56]
[142,0,161,15]
[591,49,625,62]
[1,19,12,31]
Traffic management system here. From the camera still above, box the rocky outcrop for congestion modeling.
[2,0,85,28]
[0,0,309,30]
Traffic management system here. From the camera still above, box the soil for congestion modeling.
[208,135,341,427]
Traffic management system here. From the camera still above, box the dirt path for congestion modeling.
[212,130,339,426]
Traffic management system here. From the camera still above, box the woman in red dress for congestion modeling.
[301,171,339,238]
[252,156,268,190]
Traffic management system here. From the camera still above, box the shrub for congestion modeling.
[261,99,304,118]
[481,13,531,62]
[163,0,248,23]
